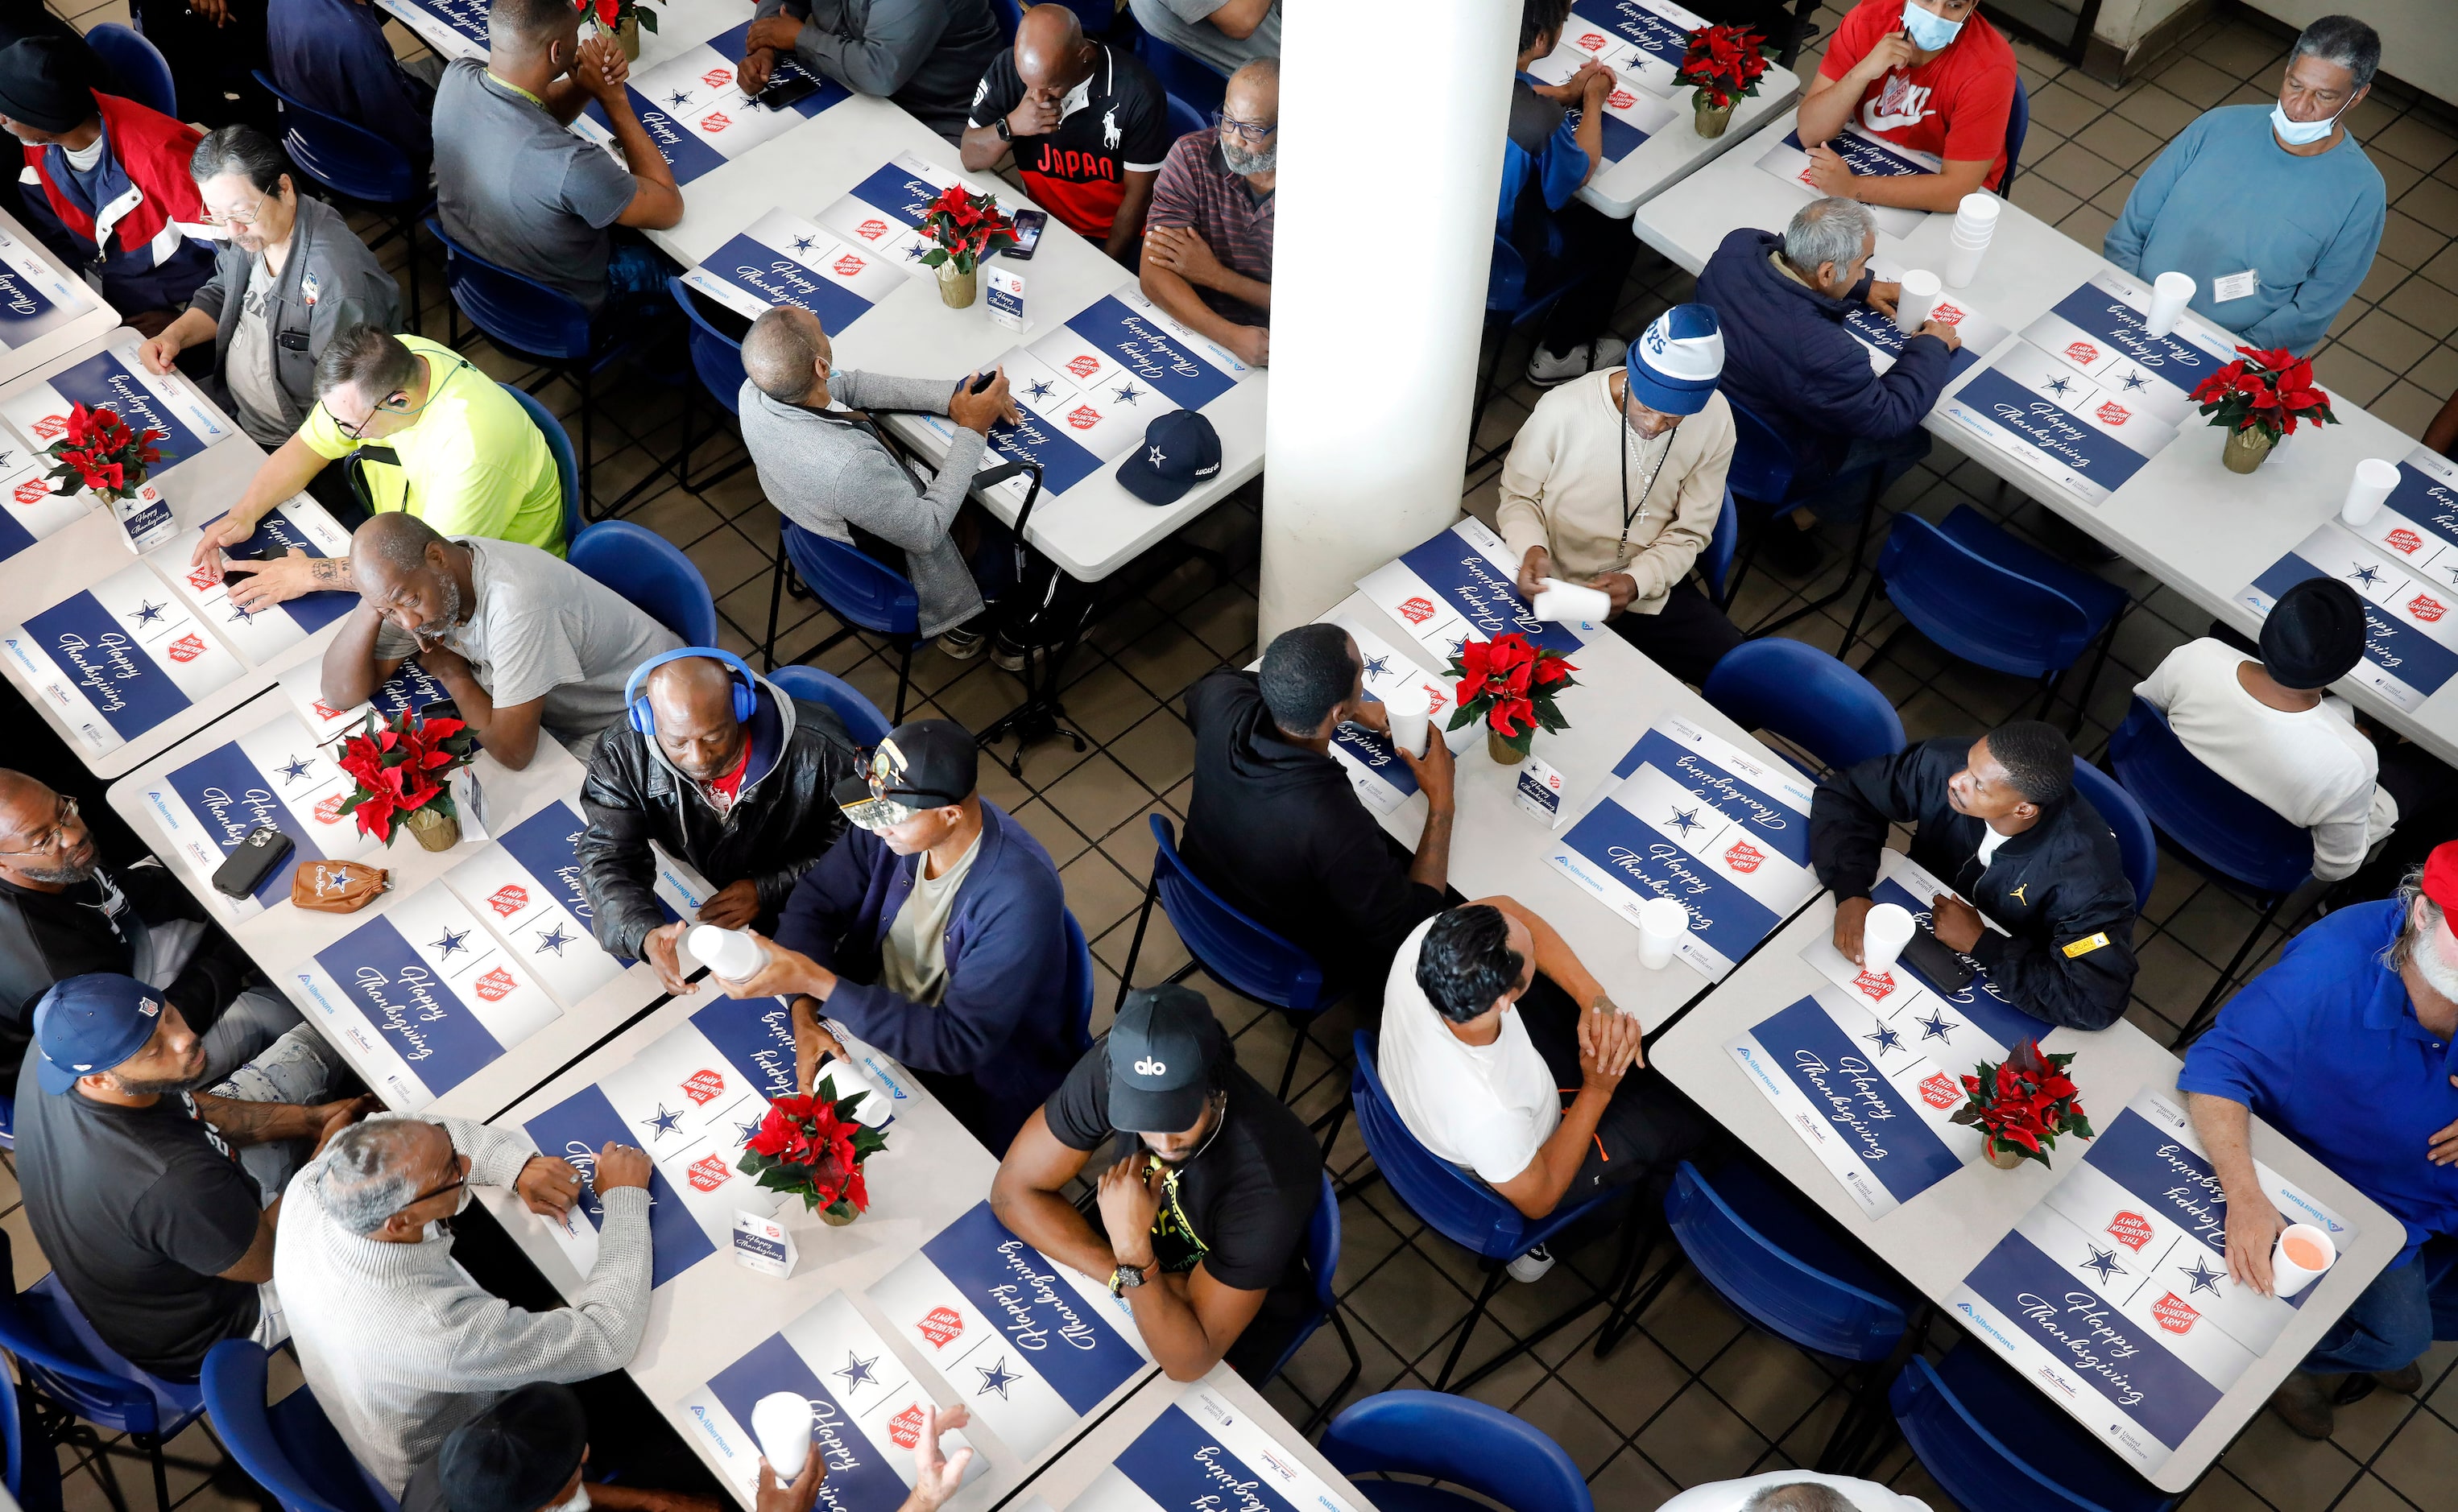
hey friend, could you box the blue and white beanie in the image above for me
[1624,304,1724,415]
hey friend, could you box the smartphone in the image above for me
[967,370,998,395]
[1006,209,1046,260]
[755,76,820,112]
[212,824,295,900]
[1897,924,1978,994]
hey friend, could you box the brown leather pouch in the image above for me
[292,860,391,913]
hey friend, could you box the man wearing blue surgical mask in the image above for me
[2105,15,2384,359]
[1795,0,2017,213]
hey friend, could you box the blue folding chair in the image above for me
[86,24,175,117]
[1892,1349,2172,1512]
[0,1329,63,1512]
[1164,92,1206,143]
[665,276,755,495]
[1721,393,1886,633]
[1350,1032,1648,1392]
[252,70,425,328]
[0,1091,15,1151]
[767,664,891,747]
[1468,237,1573,473]
[1999,79,2030,200]
[2108,699,2312,1045]
[764,520,922,723]
[1842,505,2129,737]
[201,1341,392,1512]
[1698,485,1740,608]
[1703,637,1905,776]
[501,384,581,552]
[1061,907,1095,1055]
[1262,1171,1363,1432]
[1115,814,1330,1101]
[2069,756,2156,914]
[986,0,1021,42]
[1135,29,1227,114]
[567,521,718,646]
[1319,1390,1592,1512]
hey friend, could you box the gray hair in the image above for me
[1783,197,1875,278]
[2290,14,2379,94]
[315,324,420,403]
[1742,1486,1859,1512]
[308,1120,432,1235]
[2387,865,2444,973]
[189,125,288,194]
[743,307,827,403]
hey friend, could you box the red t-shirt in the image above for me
[1817,0,2017,188]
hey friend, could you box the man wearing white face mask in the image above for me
[1795,0,2016,213]
[2105,16,2383,358]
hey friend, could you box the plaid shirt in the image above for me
[1146,129,1273,328]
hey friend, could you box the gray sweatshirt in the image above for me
[271,1114,652,1493]
[738,373,990,639]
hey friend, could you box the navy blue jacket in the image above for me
[268,0,434,159]
[773,801,1075,1151]
[1695,227,1955,477]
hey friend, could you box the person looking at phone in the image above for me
[1139,58,1275,369]
[735,0,1000,143]
[1811,721,2137,1030]
[1794,0,2017,213]
[2179,842,2458,1440]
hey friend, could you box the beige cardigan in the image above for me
[1496,370,1736,617]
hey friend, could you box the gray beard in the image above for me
[416,576,462,642]
[1222,139,1276,176]
[18,854,94,886]
[2415,928,2458,1004]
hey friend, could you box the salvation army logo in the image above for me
[2149,1292,2199,1334]
[1066,354,1102,379]
[1607,88,1636,109]
[1852,969,1897,1002]
[1574,30,1608,51]
[832,251,866,276]
[700,110,732,133]
[473,967,518,1002]
[1930,300,1966,325]
[682,1068,726,1105]
[857,217,891,242]
[29,412,64,440]
[686,1154,732,1192]
[312,793,346,825]
[2106,1212,2154,1252]
[184,566,217,591]
[915,1306,964,1348]
[2410,593,2447,623]
[1723,840,1765,874]
[486,884,528,917]
[2064,341,2100,366]
[1066,404,1101,431]
[700,67,733,87]
[2387,528,2425,556]
[2095,402,2131,427]
[1397,596,1438,626]
[312,698,343,720]
[887,1406,925,1450]
[165,633,206,663]
[10,477,49,506]
[1918,1072,1959,1109]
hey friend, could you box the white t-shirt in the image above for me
[881,833,981,1006]
[1376,917,1562,1186]
[1656,1471,1931,1512]
[1973,823,2010,870]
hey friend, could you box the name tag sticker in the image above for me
[2061,931,2111,959]
[2212,270,2258,303]
[1512,756,1568,828]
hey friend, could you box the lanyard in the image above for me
[1616,407,1674,563]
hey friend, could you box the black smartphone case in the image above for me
[212,825,295,899]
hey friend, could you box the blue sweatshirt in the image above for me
[268,0,435,159]
[2104,104,2382,357]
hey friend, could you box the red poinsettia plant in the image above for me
[1952,1039,2092,1167]
[42,403,164,505]
[332,708,478,844]
[2187,345,2338,442]
[1674,24,1769,111]
[1445,632,1577,758]
[575,0,660,39]
[916,184,1017,275]
[737,1074,889,1219]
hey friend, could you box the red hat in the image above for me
[2423,841,2458,913]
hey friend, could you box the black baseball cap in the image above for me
[1115,411,1222,506]
[437,1384,588,1512]
[1106,985,1225,1134]
[833,718,979,828]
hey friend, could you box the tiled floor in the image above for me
[18,2,2458,1511]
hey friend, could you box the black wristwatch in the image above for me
[1108,1262,1146,1295]
[993,114,1012,143]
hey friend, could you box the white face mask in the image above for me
[1899,2,1962,52]
[2270,100,2343,146]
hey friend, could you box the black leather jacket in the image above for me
[577,679,863,960]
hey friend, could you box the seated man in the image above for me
[2136,579,2393,885]
[1183,624,1453,1005]
[1139,58,1275,370]
[737,304,1026,663]
[1661,1477,1927,1512]
[2106,17,2382,358]
[1813,721,2137,1030]
[1382,903,1705,1262]
[1506,0,1637,386]
[434,0,682,321]
[1126,0,1275,77]
[990,985,1318,1381]
[0,35,215,324]
[1695,196,1958,572]
[1500,304,1740,686]
[321,513,683,769]
[577,651,863,994]
[276,1116,642,1496]
[16,974,365,1382]
[735,0,1000,143]
[1795,0,2017,213]
[188,325,566,609]
[269,0,441,161]
[960,6,1171,266]
[708,719,1074,1150]
[139,127,403,457]
[0,770,304,1086]
[2179,844,2458,1439]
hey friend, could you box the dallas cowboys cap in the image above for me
[1624,304,1724,416]
[1105,985,1225,1134]
[33,973,165,1095]
[1115,411,1222,506]
[437,1384,589,1512]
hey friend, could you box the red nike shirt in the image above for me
[1818,0,2017,188]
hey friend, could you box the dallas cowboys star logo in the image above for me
[2117,371,2150,392]
[836,1352,879,1391]
[227,601,257,623]
[2350,563,2383,589]
[535,922,575,956]
[903,243,925,261]
[1360,654,1391,680]
[430,927,470,959]
[791,235,817,254]
[2043,375,2075,398]
[734,1113,765,1145]
[668,90,691,108]
[1666,806,1703,836]
[131,599,166,626]
[1111,381,1144,405]
[1025,379,1054,400]
[1148,444,1167,467]
[1862,1020,1903,1054]
[2442,563,2458,588]
[2179,1255,2224,1295]
[642,1104,684,1138]
[975,1357,1019,1398]
[1446,634,1469,659]
[276,755,315,783]
[1914,1008,1958,1042]
[2080,1245,2125,1283]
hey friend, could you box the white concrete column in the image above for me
[1256,0,1517,642]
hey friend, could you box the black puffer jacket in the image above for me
[577,676,863,960]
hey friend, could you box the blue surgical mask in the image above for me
[1900,2,1963,51]
[2270,101,2341,146]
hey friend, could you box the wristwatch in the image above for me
[994,115,1012,142]
[1107,1263,1147,1296]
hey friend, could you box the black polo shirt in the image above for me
[967,42,1171,240]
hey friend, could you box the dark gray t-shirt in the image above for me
[432,60,638,314]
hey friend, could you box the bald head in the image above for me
[0,768,95,886]
[1015,4,1094,93]
[643,656,754,783]
[743,305,830,406]
[351,512,466,642]
[353,510,445,583]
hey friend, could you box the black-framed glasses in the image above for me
[336,389,433,440]
[0,795,79,855]
[1211,109,1275,144]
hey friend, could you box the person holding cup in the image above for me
[2179,841,2458,1440]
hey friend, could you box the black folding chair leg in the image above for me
[1296,1309,1365,1436]
[1275,1018,1308,1101]
[2175,893,2286,1047]
[762,552,788,670]
[1114,876,1161,1014]
[1432,1263,1510,1393]
[890,640,915,725]
[1838,566,1886,661]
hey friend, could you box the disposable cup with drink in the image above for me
[688,923,768,981]
[1637,896,1688,969]
[1860,902,1917,976]
[2270,1222,2336,1299]
[1893,270,1942,336]
[2340,457,2400,527]
[2144,271,2195,338]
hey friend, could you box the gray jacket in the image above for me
[749,0,1001,142]
[739,372,988,638]
[188,195,402,437]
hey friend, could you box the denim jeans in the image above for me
[2300,1240,2458,1374]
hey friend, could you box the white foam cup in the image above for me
[750,1392,813,1478]
[2341,457,2401,527]
[2271,1222,2336,1299]
[1386,704,1430,760]
[1893,269,1942,335]
[2142,271,2196,338]
[1953,191,2001,231]
[1637,896,1689,969]
[1943,238,1987,290]
[1533,576,1612,625]
[1861,902,1917,975]
[687,923,767,981]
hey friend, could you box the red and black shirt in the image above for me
[968,43,1172,241]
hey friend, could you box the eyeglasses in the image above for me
[198,188,273,230]
[391,1128,468,1217]
[0,796,79,856]
[335,388,433,440]
[1211,110,1276,144]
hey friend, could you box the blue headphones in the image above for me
[626,648,757,736]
